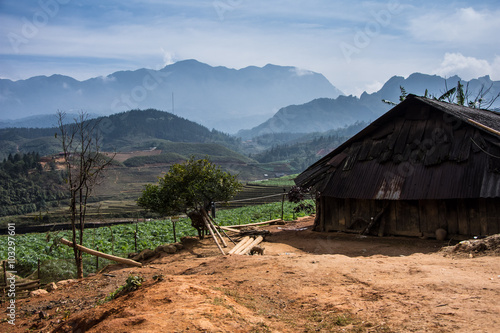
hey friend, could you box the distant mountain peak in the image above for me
[0,59,342,133]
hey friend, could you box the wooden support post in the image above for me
[59,238,142,267]
[228,236,251,254]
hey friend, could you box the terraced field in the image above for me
[219,183,291,209]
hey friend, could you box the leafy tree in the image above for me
[287,185,315,214]
[137,157,242,238]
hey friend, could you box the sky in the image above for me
[1,0,500,96]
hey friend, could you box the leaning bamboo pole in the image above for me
[203,219,225,255]
[59,238,142,267]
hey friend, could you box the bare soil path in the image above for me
[2,216,499,332]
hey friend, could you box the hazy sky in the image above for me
[1,0,499,96]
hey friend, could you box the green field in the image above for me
[0,201,314,283]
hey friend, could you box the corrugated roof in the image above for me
[295,95,500,199]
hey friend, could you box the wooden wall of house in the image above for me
[317,196,500,238]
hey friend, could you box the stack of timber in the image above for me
[228,236,264,255]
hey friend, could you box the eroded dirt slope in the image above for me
[2,217,499,333]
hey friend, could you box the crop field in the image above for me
[0,201,314,283]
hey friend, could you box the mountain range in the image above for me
[238,73,500,138]
[0,60,342,134]
[1,59,499,139]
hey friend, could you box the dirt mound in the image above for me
[441,234,500,257]
[3,217,500,333]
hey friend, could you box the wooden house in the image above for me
[295,95,500,239]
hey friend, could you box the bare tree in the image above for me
[56,111,115,278]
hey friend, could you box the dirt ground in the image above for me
[2,216,499,333]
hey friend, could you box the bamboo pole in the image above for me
[206,215,227,248]
[203,219,225,255]
[235,236,264,255]
[59,238,142,267]
[208,214,236,245]
[218,226,241,233]
[468,118,500,136]
[228,236,251,255]
[228,219,282,229]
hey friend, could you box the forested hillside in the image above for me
[0,109,242,161]
[251,121,368,171]
[0,152,67,217]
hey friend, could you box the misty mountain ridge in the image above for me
[0,59,343,133]
[238,73,500,139]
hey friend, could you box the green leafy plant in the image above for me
[98,275,145,305]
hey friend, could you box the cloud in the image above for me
[434,53,500,81]
[99,75,116,83]
[408,7,500,44]
[291,67,313,77]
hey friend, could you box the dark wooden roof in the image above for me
[295,95,500,199]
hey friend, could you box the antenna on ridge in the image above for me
[172,92,174,113]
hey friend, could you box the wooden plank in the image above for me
[488,199,500,235]
[420,200,440,234]
[318,196,326,231]
[378,201,392,237]
[337,198,346,232]
[478,199,488,236]
[445,200,459,236]
[394,200,420,234]
[457,199,469,236]
[228,236,251,255]
[330,197,339,231]
[467,199,481,236]
[345,199,352,232]
[235,236,264,255]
